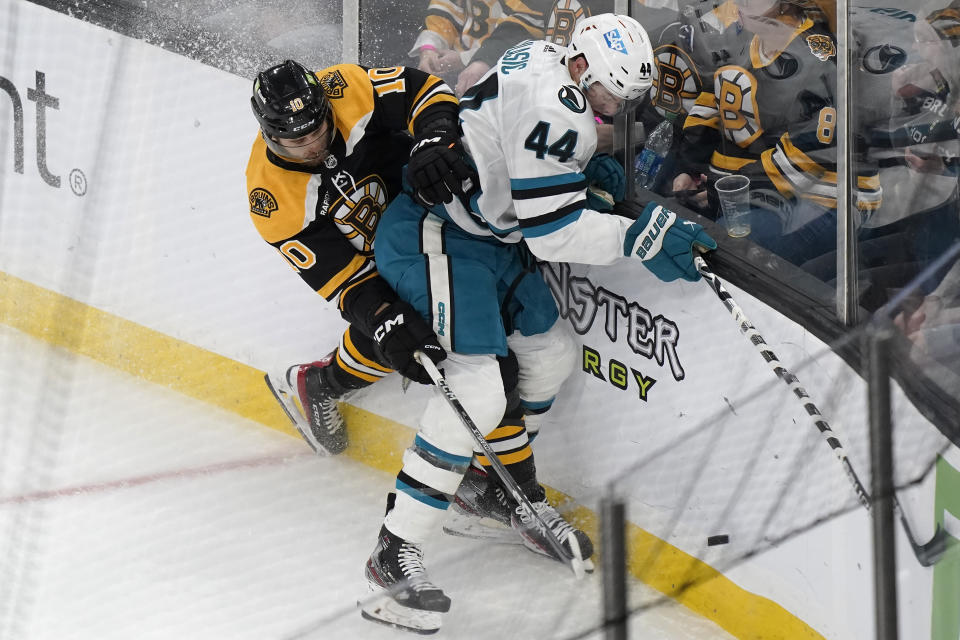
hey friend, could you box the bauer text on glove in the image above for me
[372,300,447,385]
[623,202,717,282]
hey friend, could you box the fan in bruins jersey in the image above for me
[630,0,747,192]
[247,60,472,455]
[672,0,882,271]
[410,0,550,95]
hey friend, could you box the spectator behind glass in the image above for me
[894,245,960,398]
[846,1,960,310]
[630,0,747,196]
[668,0,882,281]
[409,0,550,95]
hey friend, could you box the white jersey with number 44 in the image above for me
[450,39,634,266]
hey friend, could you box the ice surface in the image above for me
[0,323,733,639]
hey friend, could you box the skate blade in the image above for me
[359,592,443,635]
[517,529,595,575]
[443,508,521,544]
[263,373,331,456]
[566,533,587,579]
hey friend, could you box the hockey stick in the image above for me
[694,255,948,567]
[414,352,587,579]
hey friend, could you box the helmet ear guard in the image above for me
[568,13,655,102]
[250,60,332,158]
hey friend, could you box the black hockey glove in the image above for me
[407,121,477,206]
[372,300,447,385]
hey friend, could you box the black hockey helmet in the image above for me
[251,60,331,156]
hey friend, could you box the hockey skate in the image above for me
[361,525,451,634]
[443,466,519,544]
[264,356,347,455]
[512,499,595,572]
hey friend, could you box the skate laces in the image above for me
[516,501,575,541]
[317,394,342,434]
[397,543,435,592]
[292,365,343,435]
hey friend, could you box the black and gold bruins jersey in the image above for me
[678,15,882,218]
[648,0,742,120]
[246,64,457,335]
[412,0,549,66]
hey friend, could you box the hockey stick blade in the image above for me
[902,517,948,567]
[694,255,946,567]
[414,352,586,579]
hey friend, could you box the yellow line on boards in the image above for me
[0,270,824,639]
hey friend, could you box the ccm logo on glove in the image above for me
[632,205,676,260]
[374,313,405,342]
[372,300,447,385]
[406,119,477,207]
[410,136,444,155]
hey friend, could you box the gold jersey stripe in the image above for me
[485,424,526,440]
[857,174,881,191]
[710,151,755,171]
[410,76,446,114]
[337,270,380,312]
[475,446,533,467]
[335,350,383,382]
[409,92,459,131]
[343,329,393,374]
[749,18,814,69]
[780,133,836,183]
[684,114,720,130]
[761,148,796,198]
[320,254,369,299]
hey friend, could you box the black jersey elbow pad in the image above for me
[340,274,399,338]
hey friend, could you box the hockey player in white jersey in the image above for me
[361,13,716,633]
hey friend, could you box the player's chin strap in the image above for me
[693,254,948,567]
[413,352,586,579]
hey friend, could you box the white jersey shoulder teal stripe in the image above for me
[447,39,633,266]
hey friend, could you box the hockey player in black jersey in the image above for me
[247,60,471,455]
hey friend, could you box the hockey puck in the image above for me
[707,534,729,546]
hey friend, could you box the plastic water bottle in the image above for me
[634,117,674,190]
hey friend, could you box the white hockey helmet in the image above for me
[567,13,654,102]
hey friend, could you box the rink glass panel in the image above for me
[849,0,960,433]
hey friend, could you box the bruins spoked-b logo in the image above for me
[652,44,701,117]
[329,174,388,253]
[249,187,278,218]
[545,0,586,45]
[320,69,348,98]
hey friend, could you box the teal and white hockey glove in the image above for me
[623,202,717,282]
[586,186,615,212]
[583,153,625,204]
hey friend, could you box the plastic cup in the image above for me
[715,175,751,238]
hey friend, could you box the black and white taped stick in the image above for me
[694,255,947,567]
[414,352,586,578]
